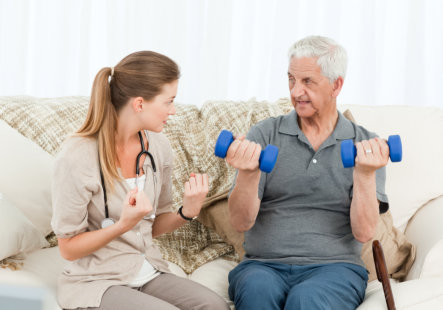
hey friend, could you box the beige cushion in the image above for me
[0,193,49,261]
[198,199,245,258]
[361,211,416,282]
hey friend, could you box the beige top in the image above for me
[51,131,174,309]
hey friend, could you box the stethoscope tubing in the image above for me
[100,131,157,228]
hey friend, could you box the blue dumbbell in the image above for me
[341,135,402,168]
[214,130,279,173]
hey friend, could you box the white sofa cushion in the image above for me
[0,193,49,261]
[339,105,443,231]
[405,196,443,280]
[357,278,443,309]
[0,120,54,236]
[190,258,237,307]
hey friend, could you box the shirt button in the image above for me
[136,232,141,237]
[313,159,318,164]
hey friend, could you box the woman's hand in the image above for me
[117,188,153,232]
[181,173,209,219]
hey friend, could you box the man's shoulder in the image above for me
[352,122,379,140]
[250,113,290,134]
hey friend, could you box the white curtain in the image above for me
[1,0,442,108]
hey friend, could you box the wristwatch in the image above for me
[178,206,197,221]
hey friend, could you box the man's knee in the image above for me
[285,284,328,310]
[229,265,286,309]
[230,266,282,295]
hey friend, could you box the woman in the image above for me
[51,51,229,310]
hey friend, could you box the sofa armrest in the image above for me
[404,196,443,280]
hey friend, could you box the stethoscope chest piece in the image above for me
[101,218,115,229]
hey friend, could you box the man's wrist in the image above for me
[353,169,376,181]
[237,168,261,180]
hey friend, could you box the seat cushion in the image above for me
[0,194,49,261]
[357,278,443,309]
[190,258,237,307]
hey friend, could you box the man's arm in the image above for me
[225,135,263,232]
[228,169,261,232]
[350,137,389,242]
[350,170,379,242]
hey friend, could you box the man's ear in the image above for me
[332,76,344,98]
[130,97,144,112]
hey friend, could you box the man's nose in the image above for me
[290,83,305,98]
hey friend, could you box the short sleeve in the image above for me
[155,136,174,215]
[376,166,389,213]
[51,138,98,238]
[156,164,174,215]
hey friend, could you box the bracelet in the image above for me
[178,206,197,221]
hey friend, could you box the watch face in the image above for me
[101,218,115,229]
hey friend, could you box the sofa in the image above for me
[1,96,443,309]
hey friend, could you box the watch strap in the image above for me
[178,206,197,221]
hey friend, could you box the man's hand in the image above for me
[225,135,262,172]
[354,137,390,175]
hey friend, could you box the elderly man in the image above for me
[226,36,390,310]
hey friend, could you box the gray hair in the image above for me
[288,35,347,83]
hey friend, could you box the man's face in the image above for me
[287,57,336,118]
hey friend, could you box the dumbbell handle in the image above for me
[214,130,279,173]
[341,135,402,168]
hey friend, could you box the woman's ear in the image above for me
[130,97,144,112]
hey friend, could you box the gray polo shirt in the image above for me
[231,110,388,267]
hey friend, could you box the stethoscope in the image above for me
[100,131,157,229]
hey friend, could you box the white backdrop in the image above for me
[1,0,442,108]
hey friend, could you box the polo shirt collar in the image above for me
[278,109,355,141]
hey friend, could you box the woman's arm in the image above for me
[58,189,151,261]
[152,173,208,237]
[151,212,187,238]
[58,222,127,261]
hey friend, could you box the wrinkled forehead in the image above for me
[287,56,323,77]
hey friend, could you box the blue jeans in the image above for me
[228,260,368,310]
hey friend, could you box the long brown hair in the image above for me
[77,51,180,192]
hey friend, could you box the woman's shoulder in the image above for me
[147,131,173,163]
[56,135,98,163]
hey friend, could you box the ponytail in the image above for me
[77,67,120,192]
